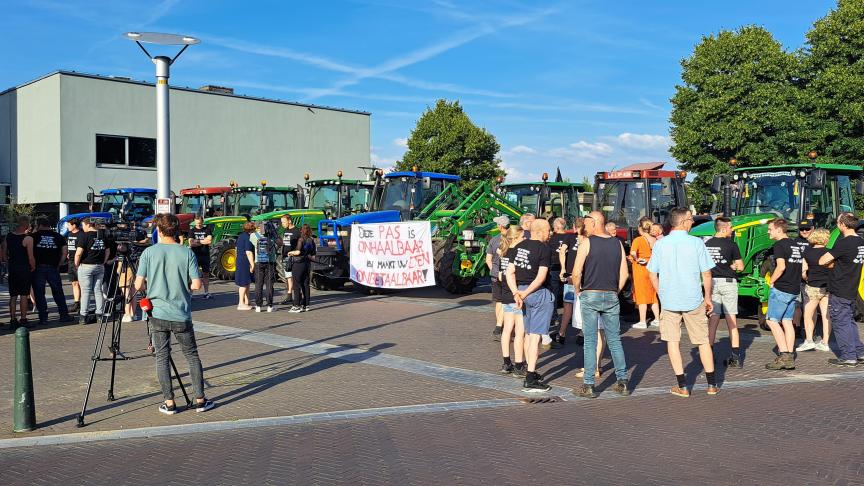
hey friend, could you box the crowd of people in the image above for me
[486,208,864,396]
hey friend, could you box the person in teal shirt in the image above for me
[647,208,718,398]
[135,214,215,416]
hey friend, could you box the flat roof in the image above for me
[0,70,370,116]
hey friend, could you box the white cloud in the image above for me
[548,141,613,160]
[615,133,669,150]
[393,137,408,148]
[499,159,541,183]
[508,145,537,155]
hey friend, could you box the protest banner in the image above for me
[349,221,436,289]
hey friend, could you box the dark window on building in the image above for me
[96,134,156,169]
[96,135,126,165]
[129,137,156,167]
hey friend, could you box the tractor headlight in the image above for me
[337,230,349,236]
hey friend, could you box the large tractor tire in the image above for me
[211,238,237,281]
[435,247,477,294]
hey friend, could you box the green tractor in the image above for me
[690,162,864,323]
[499,173,592,222]
[207,182,302,280]
[419,181,523,293]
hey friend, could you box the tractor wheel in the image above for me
[435,247,477,294]
[211,238,237,281]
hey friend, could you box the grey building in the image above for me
[0,70,371,218]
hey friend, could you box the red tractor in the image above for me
[176,186,233,231]
[593,162,696,246]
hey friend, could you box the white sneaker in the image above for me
[267,306,273,313]
[541,334,552,345]
[815,341,831,352]
[121,314,134,323]
[255,306,262,313]
[796,340,816,352]
[632,321,648,329]
[649,320,660,328]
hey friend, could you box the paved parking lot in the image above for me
[0,280,861,485]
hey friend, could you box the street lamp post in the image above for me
[124,32,200,212]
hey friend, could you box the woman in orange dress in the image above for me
[630,217,659,329]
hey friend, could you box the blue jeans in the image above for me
[828,294,864,361]
[579,290,627,385]
[33,265,70,321]
[766,288,797,322]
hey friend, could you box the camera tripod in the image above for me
[76,245,191,428]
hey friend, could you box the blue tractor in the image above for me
[57,188,157,235]
[312,170,460,290]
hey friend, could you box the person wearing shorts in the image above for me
[505,219,553,392]
[65,219,82,313]
[798,228,831,353]
[4,216,35,328]
[647,208,719,397]
[704,217,744,367]
[184,216,212,299]
[487,215,510,341]
[764,218,803,370]
[498,224,526,376]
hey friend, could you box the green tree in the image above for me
[800,0,864,166]
[397,99,504,190]
[669,26,807,210]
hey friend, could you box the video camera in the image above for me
[88,217,148,258]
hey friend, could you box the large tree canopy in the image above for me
[670,26,806,209]
[800,0,864,166]
[396,99,504,189]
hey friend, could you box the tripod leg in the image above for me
[107,314,119,401]
[76,315,111,427]
[169,355,192,408]
[105,259,125,402]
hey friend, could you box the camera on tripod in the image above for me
[89,217,148,259]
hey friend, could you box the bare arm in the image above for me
[59,245,68,267]
[246,251,255,271]
[518,266,549,298]
[649,271,659,292]
[200,235,212,245]
[773,258,787,283]
[702,270,713,314]
[505,261,518,295]
[190,278,202,291]
[819,251,835,266]
[558,246,567,280]
[133,275,146,294]
[732,259,744,272]
[24,236,35,270]
[801,258,808,281]
[485,253,493,271]
[571,237,590,293]
[618,244,629,291]
[75,247,83,267]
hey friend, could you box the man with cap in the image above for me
[486,215,511,341]
[792,219,813,331]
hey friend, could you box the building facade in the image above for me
[0,71,371,218]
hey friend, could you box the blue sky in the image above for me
[1,0,839,182]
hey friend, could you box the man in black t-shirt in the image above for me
[765,218,803,370]
[704,217,744,367]
[818,213,864,366]
[505,219,554,392]
[279,215,301,304]
[545,217,571,348]
[31,218,74,325]
[75,218,109,324]
[65,218,82,313]
[184,216,212,299]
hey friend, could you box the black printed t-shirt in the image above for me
[564,234,580,276]
[77,231,107,265]
[804,246,829,289]
[33,230,66,266]
[772,238,804,295]
[510,239,552,287]
[547,233,571,272]
[66,230,80,258]
[795,236,811,264]
[187,226,212,258]
[282,227,300,257]
[828,235,864,300]
[704,237,741,280]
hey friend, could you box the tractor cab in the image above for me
[228,182,300,218]
[305,172,374,219]
[95,188,157,222]
[711,163,861,229]
[372,170,461,220]
[500,174,591,221]
[178,186,232,218]
[594,163,687,243]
